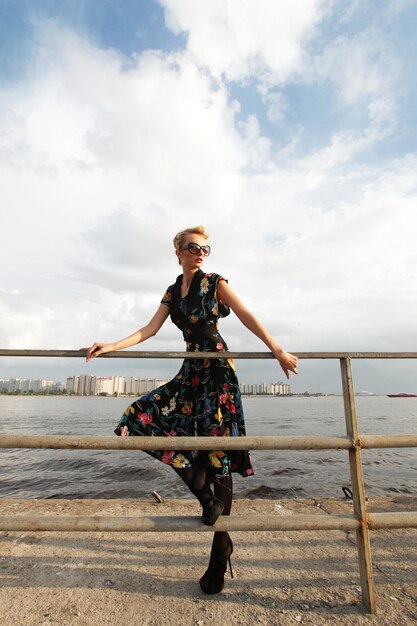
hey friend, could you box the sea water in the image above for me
[0,395,416,500]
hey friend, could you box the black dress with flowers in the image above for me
[114,269,254,480]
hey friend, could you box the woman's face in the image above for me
[176,233,209,270]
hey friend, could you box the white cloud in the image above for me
[263,91,288,126]
[312,29,398,100]
[340,0,415,22]
[158,0,404,150]
[308,26,402,138]
[0,21,262,351]
[159,0,327,85]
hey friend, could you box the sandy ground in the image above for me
[0,495,416,626]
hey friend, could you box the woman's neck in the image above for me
[181,267,200,293]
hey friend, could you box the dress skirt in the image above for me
[114,354,254,479]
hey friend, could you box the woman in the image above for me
[85,225,298,594]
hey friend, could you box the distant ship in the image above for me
[387,393,417,398]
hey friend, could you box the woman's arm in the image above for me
[84,304,170,363]
[217,280,298,379]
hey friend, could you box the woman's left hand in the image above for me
[274,351,299,379]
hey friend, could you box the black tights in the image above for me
[173,465,233,556]
[212,472,233,555]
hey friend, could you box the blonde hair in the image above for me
[173,226,209,264]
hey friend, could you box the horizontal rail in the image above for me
[369,512,417,529]
[1,434,417,451]
[0,434,352,450]
[2,349,417,359]
[359,435,417,448]
[0,513,361,532]
[1,512,416,533]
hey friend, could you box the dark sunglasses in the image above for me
[180,242,211,256]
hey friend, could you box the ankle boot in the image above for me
[199,535,234,594]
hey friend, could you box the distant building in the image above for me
[52,381,67,392]
[0,378,55,392]
[65,375,169,396]
[125,376,140,395]
[124,377,168,395]
[240,381,290,395]
[66,375,97,395]
[96,377,114,395]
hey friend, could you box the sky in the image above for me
[1,0,417,394]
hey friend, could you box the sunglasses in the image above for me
[180,242,211,257]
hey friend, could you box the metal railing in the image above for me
[1,349,417,614]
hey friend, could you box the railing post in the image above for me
[340,357,376,613]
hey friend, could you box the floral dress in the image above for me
[114,269,254,480]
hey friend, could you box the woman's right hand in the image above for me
[274,350,299,380]
[84,342,116,363]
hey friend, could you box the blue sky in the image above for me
[3,0,416,155]
[1,0,417,393]
[0,0,181,82]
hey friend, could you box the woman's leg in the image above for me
[211,472,233,552]
[173,465,224,525]
[199,472,234,594]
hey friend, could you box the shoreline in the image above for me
[1,393,397,399]
[1,495,416,625]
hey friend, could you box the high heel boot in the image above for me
[199,535,234,594]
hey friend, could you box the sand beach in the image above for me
[0,495,416,625]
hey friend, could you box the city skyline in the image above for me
[0,355,415,395]
[1,374,291,394]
